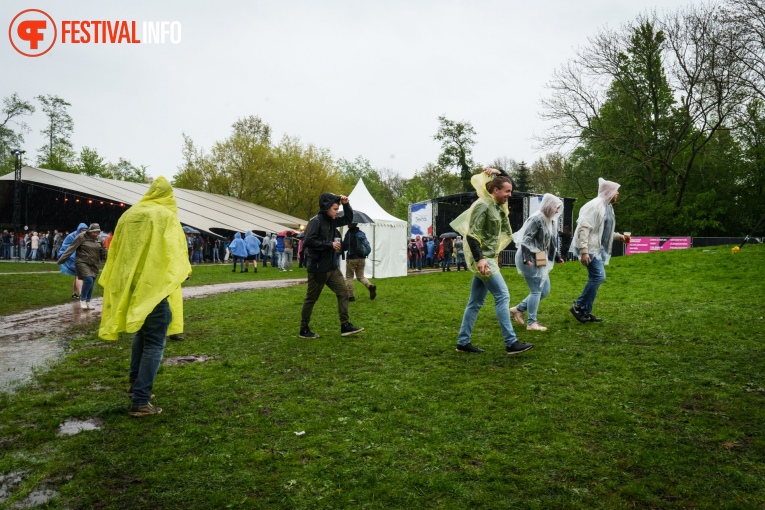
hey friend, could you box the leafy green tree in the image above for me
[513,161,532,192]
[734,99,765,231]
[433,115,476,191]
[36,94,75,172]
[272,135,342,219]
[107,158,149,183]
[530,153,569,196]
[336,156,402,214]
[77,147,109,177]
[0,93,35,174]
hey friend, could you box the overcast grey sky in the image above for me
[3,0,699,180]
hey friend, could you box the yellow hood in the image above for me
[98,177,191,340]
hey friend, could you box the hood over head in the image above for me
[140,176,178,215]
[319,193,341,212]
[597,178,620,203]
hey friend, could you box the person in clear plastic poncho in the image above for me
[509,194,565,332]
[449,168,533,355]
[569,177,630,323]
[98,176,191,417]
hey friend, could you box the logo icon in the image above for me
[9,9,57,57]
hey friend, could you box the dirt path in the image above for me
[0,279,306,393]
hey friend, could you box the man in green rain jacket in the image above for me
[450,169,533,355]
[98,177,191,417]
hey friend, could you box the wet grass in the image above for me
[0,261,306,316]
[1,245,764,508]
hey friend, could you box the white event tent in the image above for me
[341,179,408,279]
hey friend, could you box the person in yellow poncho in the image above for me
[449,168,532,355]
[98,176,191,417]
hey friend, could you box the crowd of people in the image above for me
[0,228,115,263]
[184,230,306,272]
[407,234,468,272]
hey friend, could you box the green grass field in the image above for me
[1,245,764,508]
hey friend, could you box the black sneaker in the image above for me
[340,322,364,336]
[168,334,184,341]
[506,341,533,355]
[570,303,588,323]
[585,314,603,322]
[455,343,485,353]
[369,285,377,300]
[348,297,356,302]
[299,327,319,339]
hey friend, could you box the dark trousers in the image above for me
[301,269,349,328]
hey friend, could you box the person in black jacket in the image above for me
[300,193,364,339]
[342,223,376,302]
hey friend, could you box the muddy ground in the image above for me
[0,279,305,393]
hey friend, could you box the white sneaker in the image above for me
[527,322,548,332]
[86,302,95,310]
[79,300,88,310]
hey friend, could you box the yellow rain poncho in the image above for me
[449,172,513,279]
[98,177,191,340]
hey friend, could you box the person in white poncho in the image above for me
[569,178,630,323]
[509,194,565,331]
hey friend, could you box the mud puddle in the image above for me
[57,418,103,436]
[0,279,304,393]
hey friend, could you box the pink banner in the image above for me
[625,237,691,255]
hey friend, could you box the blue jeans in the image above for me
[2,243,10,259]
[458,272,518,347]
[129,298,172,406]
[441,253,452,269]
[81,276,96,302]
[575,256,606,315]
[515,273,551,325]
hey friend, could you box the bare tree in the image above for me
[540,4,750,209]
[724,0,765,99]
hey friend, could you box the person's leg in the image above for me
[232,256,237,272]
[286,252,293,270]
[301,272,327,329]
[240,256,245,272]
[131,298,172,406]
[345,259,356,298]
[575,257,606,315]
[483,271,518,347]
[457,275,489,346]
[324,269,350,325]
[80,276,96,302]
[417,255,422,271]
[355,259,372,289]
[445,253,453,270]
[75,277,83,295]
[519,274,543,325]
